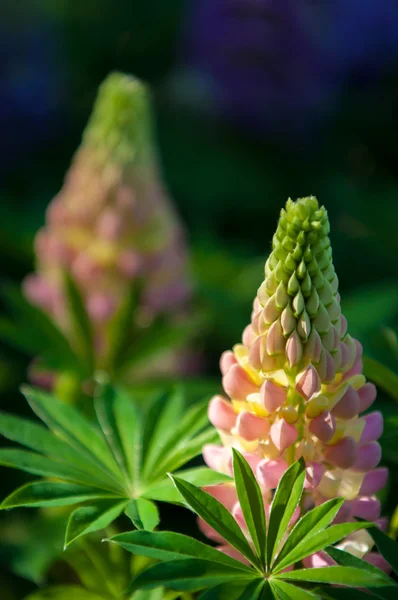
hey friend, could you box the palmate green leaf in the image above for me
[128,558,255,594]
[266,458,306,568]
[326,545,389,577]
[22,386,123,484]
[126,498,160,531]
[324,545,395,598]
[156,428,219,477]
[366,525,398,575]
[272,498,344,571]
[170,475,260,568]
[0,448,117,491]
[270,580,320,600]
[149,401,212,481]
[107,530,253,572]
[24,586,107,600]
[94,380,130,478]
[112,388,142,484]
[319,588,386,600]
[232,449,266,568]
[0,285,81,373]
[130,589,164,600]
[197,581,263,600]
[143,467,231,504]
[63,270,95,373]
[199,580,269,600]
[142,387,185,479]
[274,565,392,587]
[0,384,218,547]
[272,522,373,574]
[0,411,119,491]
[1,481,115,509]
[65,500,127,547]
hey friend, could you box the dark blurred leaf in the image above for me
[63,271,94,373]
[363,357,398,402]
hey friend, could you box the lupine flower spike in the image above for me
[23,72,191,383]
[205,196,388,569]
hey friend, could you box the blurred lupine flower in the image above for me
[23,72,192,382]
[204,196,389,569]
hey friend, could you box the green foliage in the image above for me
[109,453,394,598]
[0,383,229,548]
[0,281,196,385]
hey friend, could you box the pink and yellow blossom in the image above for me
[204,196,387,565]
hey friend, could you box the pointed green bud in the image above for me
[82,71,152,166]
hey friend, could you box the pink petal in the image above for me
[359,468,389,495]
[208,396,237,432]
[260,379,287,413]
[332,385,360,419]
[271,419,298,453]
[363,552,392,574]
[220,351,237,376]
[87,293,116,322]
[257,458,289,490]
[358,383,377,413]
[309,411,336,443]
[118,250,142,277]
[202,484,238,511]
[203,444,231,473]
[197,518,224,543]
[242,325,255,347]
[302,551,336,569]
[217,545,250,566]
[324,350,337,383]
[349,496,381,521]
[305,463,325,489]
[232,502,246,530]
[238,452,262,474]
[353,442,382,472]
[324,436,358,469]
[249,335,277,371]
[285,331,303,367]
[332,501,352,525]
[296,365,321,400]
[360,411,383,444]
[236,411,270,441]
[222,364,258,401]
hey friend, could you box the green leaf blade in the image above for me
[128,559,254,593]
[125,498,160,531]
[273,497,344,570]
[65,500,127,547]
[143,467,232,504]
[273,522,373,573]
[275,565,392,587]
[22,386,122,484]
[107,530,253,572]
[170,475,259,568]
[367,525,398,576]
[63,271,94,373]
[232,449,266,568]
[1,481,115,509]
[271,580,320,600]
[266,458,306,568]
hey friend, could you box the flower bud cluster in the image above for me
[204,197,387,565]
[23,73,191,374]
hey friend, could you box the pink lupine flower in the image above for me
[204,197,387,564]
[23,72,192,382]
